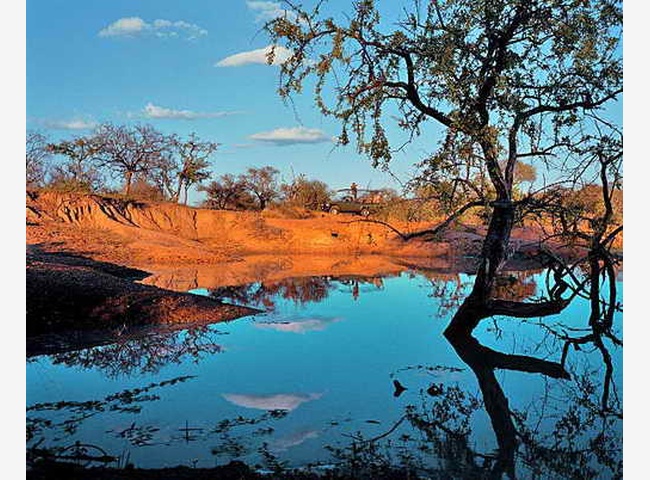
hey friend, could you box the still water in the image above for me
[26,268,622,477]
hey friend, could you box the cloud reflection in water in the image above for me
[222,392,323,411]
[254,316,342,334]
[269,429,320,452]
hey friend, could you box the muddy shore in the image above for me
[26,247,261,357]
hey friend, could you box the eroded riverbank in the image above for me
[26,191,573,357]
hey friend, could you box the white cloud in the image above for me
[215,44,292,67]
[98,17,207,39]
[246,1,298,23]
[38,118,98,130]
[222,393,322,411]
[249,126,333,146]
[153,19,172,28]
[98,17,147,37]
[158,20,208,39]
[142,103,241,120]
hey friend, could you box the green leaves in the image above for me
[266,0,621,190]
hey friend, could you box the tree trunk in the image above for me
[444,200,516,337]
[124,171,133,196]
[174,176,183,203]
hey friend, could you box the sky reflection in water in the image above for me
[26,270,622,476]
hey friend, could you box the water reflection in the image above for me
[47,326,225,378]
[323,256,621,478]
[444,331,567,478]
[209,274,389,310]
[222,393,323,412]
[33,275,387,379]
[414,250,621,478]
[254,316,342,334]
[26,261,621,478]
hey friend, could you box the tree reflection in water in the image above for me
[327,256,621,479]
[26,267,621,478]
[209,275,388,311]
[47,326,226,378]
[36,275,388,380]
[199,260,621,478]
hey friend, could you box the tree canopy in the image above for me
[94,123,170,197]
[267,0,621,206]
[26,131,50,188]
[166,133,218,204]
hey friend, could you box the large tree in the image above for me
[26,131,50,188]
[45,135,103,192]
[266,3,622,475]
[242,166,281,210]
[161,133,219,204]
[94,123,170,196]
[267,0,622,303]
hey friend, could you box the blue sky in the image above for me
[26,0,421,202]
[25,0,627,204]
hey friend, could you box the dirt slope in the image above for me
[26,191,450,268]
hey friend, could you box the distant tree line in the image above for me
[26,125,332,211]
[26,125,217,205]
[26,126,618,227]
[27,123,541,218]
